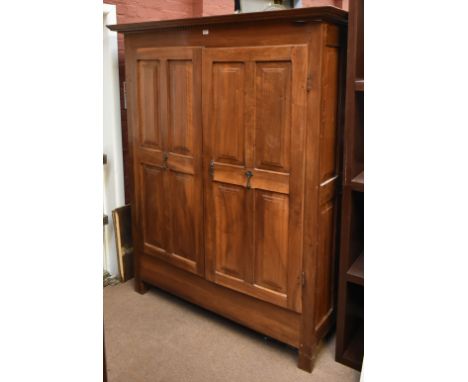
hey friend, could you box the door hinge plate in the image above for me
[301,272,306,286]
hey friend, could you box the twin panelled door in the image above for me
[134,47,204,276]
[134,45,308,313]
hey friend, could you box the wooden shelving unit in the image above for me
[342,322,364,365]
[351,171,364,192]
[336,0,364,371]
[347,253,364,286]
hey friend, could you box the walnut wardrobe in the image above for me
[109,7,347,372]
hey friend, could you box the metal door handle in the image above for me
[245,170,253,189]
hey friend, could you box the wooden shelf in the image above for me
[347,297,364,320]
[351,171,364,192]
[347,253,364,286]
[355,79,364,92]
[342,321,364,370]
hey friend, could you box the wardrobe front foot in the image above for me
[135,279,149,295]
[297,348,316,373]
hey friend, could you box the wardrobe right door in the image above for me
[203,45,308,313]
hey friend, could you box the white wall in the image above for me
[103,4,125,277]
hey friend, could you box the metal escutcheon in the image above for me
[245,170,253,189]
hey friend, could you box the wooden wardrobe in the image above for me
[109,7,347,372]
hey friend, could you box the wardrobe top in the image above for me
[108,6,348,34]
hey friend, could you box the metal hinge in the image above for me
[301,272,306,286]
[306,75,313,92]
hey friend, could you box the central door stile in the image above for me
[202,47,215,282]
[160,58,174,260]
[245,59,256,287]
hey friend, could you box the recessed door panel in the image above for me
[212,63,246,166]
[213,183,248,281]
[255,62,291,172]
[315,202,335,323]
[170,172,197,262]
[254,191,289,294]
[138,60,161,149]
[141,164,167,252]
[319,48,339,182]
[168,60,194,156]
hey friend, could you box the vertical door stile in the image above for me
[202,49,214,281]
[160,58,173,258]
[193,47,204,276]
[245,59,256,286]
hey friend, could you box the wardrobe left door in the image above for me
[131,47,204,276]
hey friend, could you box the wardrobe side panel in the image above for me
[315,24,342,330]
